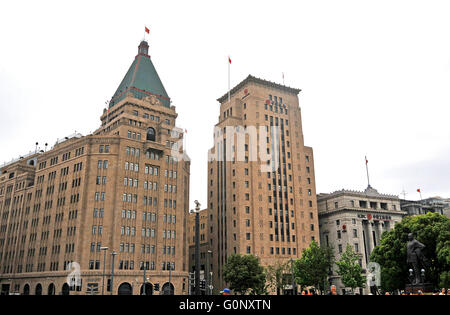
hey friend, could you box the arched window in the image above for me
[161,282,174,295]
[61,283,70,295]
[147,128,156,141]
[48,283,55,295]
[118,282,133,295]
[23,284,30,295]
[35,283,42,295]
[140,283,153,295]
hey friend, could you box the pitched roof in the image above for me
[109,41,170,108]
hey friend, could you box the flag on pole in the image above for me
[145,26,150,34]
[417,188,421,193]
[228,56,231,64]
[365,156,368,164]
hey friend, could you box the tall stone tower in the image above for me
[0,40,190,295]
[207,75,319,293]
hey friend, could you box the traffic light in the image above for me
[200,279,206,291]
[154,283,160,291]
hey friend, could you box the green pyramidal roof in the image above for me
[109,41,170,108]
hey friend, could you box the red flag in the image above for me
[145,26,150,34]
[417,188,421,193]
[228,56,231,64]
[365,156,368,164]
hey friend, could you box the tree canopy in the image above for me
[222,254,266,295]
[370,212,450,291]
[336,244,366,293]
[266,260,290,295]
[293,240,334,292]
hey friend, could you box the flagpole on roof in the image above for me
[228,56,231,103]
[365,155,370,188]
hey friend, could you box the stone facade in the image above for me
[317,186,406,295]
[401,197,449,218]
[207,75,320,293]
[0,41,190,295]
[187,209,211,294]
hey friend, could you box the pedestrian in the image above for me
[327,285,337,295]
[439,288,445,295]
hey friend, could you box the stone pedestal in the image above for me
[405,283,434,294]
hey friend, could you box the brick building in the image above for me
[207,75,319,293]
[0,40,190,295]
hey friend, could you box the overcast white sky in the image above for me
[1,0,449,207]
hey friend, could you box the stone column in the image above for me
[366,220,374,255]
[376,221,383,244]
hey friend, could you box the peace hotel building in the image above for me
[0,40,190,295]
[208,76,320,291]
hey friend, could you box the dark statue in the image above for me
[406,233,428,285]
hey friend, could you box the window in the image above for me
[147,128,156,141]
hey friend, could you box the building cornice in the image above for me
[217,75,301,104]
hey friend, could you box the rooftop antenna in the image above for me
[401,188,407,200]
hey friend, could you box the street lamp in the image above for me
[207,250,212,295]
[110,251,117,295]
[290,259,296,295]
[191,200,201,295]
[100,247,108,295]
[143,261,147,296]
[168,262,174,295]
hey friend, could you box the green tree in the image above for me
[222,254,266,295]
[336,244,366,294]
[293,241,334,293]
[266,260,290,295]
[370,213,450,291]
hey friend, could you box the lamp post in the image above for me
[110,251,117,295]
[290,259,296,295]
[207,250,212,295]
[100,247,108,295]
[143,262,147,296]
[191,200,201,295]
[168,262,173,295]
